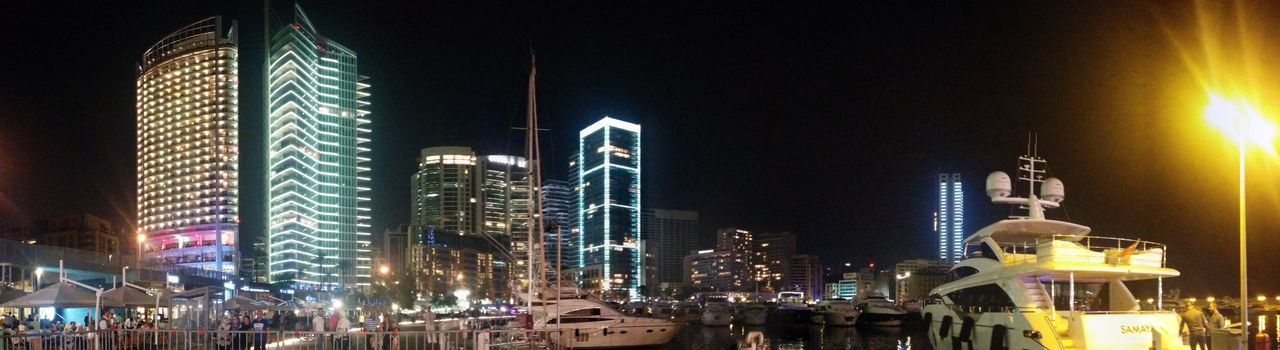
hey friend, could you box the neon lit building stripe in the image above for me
[136,16,240,275]
[937,173,963,263]
[266,4,371,289]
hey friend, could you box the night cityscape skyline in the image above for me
[3,1,1280,297]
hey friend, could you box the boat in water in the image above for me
[735,302,769,325]
[814,299,859,326]
[924,151,1185,350]
[856,293,906,327]
[772,291,814,326]
[702,294,733,326]
[531,297,684,348]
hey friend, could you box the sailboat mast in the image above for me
[524,52,545,311]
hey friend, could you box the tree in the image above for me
[395,269,419,309]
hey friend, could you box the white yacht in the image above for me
[814,299,859,326]
[772,291,814,326]
[855,293,907,327]
[531,297,684,349]
[735,303,769,325]
[702,294,734,326]
[924,152,1185,350]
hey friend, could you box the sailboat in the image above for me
[517,52,682,348]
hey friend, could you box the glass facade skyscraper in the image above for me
[542,179,577,270]
[136,17,240,275]
[410,147,477,242]
[937,173,964,263]
[577,117,642,296]
[266,4,372,289]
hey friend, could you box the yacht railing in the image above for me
[1000,235,1167,268]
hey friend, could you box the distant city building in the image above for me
[542,179,577,270]
[577,117,642,297]
[856,265,893,299]
[641,209,698,284]
[755,232,796,292]
[411,147,478,242]
[831,272,858,300]
[383,225,410,276]
[408,233,504,300]
[937,173,964,263]
[136,17,240,274]
[238,239,268,283]
[683,249,750,292]
[786,255,823,300]
[266,4,373,289]
[476,155,531,286]
[892,259,951,302]
[0,214,121,255]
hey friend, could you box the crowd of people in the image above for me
[0,308,401,350]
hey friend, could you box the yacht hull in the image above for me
[823,311,858,326]
[547,321,683,349]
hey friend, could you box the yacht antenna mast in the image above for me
[988,134,1063,220]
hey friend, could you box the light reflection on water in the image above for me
[661,322,931,350]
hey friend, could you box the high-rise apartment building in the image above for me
[542,179,576,270]
[477,155,531,286]
[755,232,796,292]
[641,209,698,284]
[682,249,750,292]
[937,173,964,263]
[410,147,477,242]
[577,117,642,296]
[266,4,372,289]
[136,17,240,274]
[383,225,410,276]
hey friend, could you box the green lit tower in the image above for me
[577,117,642,297]
[266,4,372,289]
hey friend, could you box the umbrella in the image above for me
[225,296,274,311]
[0,290,30,306]
[1,282,121,308]
[103,287,170,307]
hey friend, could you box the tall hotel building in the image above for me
[136,17,241,274]
[266,5,372,289]
[937,173,964,263]
[577,117,642,296]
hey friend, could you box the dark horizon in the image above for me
[2,1,1280,296]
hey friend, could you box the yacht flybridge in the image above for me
[924,151,1185,350]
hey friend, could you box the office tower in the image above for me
[892,259,951,302]
[577,117,642,296]
[266,4,372,289]
[383,225,410,276]
[477,155,530,285]
[938,173,964,263]
[542,179,576,270]
[755,232,796,292]
[136,17,240,274]
[641,209,698,284]
[786,255,823,300]
[683,249,750,292]
[410,147,477,242]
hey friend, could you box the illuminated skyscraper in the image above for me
[136,17,240,274]
[410,147,477,242]
[577,117,642,296]
[266,4,372,289]
[541,179,576,270]
[937,173,964,263]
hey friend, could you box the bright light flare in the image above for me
[1205,93,1277,154]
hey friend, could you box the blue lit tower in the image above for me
[577,117,642,296]
[937,173,964,263]
[266,4,372,289]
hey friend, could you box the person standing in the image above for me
[335,312,351,350]
[1181,304,1210,350]
[1208,303,1228,330]
[311,310,326,349]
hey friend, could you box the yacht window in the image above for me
[947,284,1015,313]
[555,317,612,324]
[563,308,603,317]
[980,243,1000,261]
[1044,281,1111,311]
[948,266,979,281]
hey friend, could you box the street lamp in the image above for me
[1205,92,1277,345]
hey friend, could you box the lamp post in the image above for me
[1204,92,1277,348]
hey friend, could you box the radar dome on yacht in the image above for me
[986,171,1012,199]
[1041,177,1064,203]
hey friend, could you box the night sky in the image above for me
[2,1,1280,297]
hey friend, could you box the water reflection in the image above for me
[663,323,931,350]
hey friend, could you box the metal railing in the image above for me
[0,328,573,350]
[999,234,1167,268]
